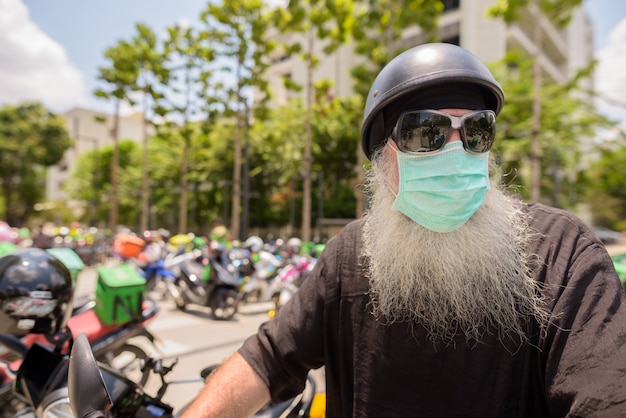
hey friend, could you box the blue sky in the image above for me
[1,0,625,128]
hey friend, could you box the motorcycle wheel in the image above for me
[242,288,262,304]
[209,287,239,321]
[272,293,281,312]
[168,280,187,310]
[145,276,169,301]
[98,343,150,387]
[0,384,27,418]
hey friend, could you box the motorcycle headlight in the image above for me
[42,397,72,418]
[38,388,73,418]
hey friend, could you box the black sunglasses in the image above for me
[391,109,496,154]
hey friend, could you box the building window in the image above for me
[442,36,460,46]
[439,21,461,46]
[442,0,460,12]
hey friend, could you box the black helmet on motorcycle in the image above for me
[0,248,73,336]
[285,238,302,255]
[361,42,505,160]
[244,236,264,253]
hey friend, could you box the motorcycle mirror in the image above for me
[68,332,113,418]
[0,333,28,358]
[200,364,218,380]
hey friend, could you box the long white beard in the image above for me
[362,153,548,346]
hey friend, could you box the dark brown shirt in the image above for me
[240,203,626,417]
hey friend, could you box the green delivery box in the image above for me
[95,264,146,326]
[47,248,85,284]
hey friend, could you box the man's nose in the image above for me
[447,128,462,144]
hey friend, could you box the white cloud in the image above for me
[0,0,86,112]
[594,16,626,131]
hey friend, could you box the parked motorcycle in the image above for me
[171,242,240,321]
[68,332,320,418]
[133,243,191,305]
[236,236,284,305]
[0,249,159,417]
[20,298,159,385]
[272,254,316,313]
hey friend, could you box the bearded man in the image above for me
[182,43,626,418]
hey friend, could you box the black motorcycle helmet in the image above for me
[361,42,505,160]
[0,248,73,336]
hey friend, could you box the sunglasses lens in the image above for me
[397,112,451,153]
[462,111,496,153]
[395,110,496,153]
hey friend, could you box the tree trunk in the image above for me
[179,132,189,234]
[530,1,543,203]
[140,92,149,233]
[109,99,120,230]
[231,108,242,240]
[301,30,314,243]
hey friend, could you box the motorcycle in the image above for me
[0,298,160,417]
[271,254,316,313]
[235,248,283,305]
[133,244,192,305]
[170,242,240,321]
[0,245,162,417]
[67,332,320,418]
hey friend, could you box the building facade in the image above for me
[45,107,150,203]
[264,0,593,104]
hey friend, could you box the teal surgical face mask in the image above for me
[392,141,490,233]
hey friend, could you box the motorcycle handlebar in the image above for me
[0,333,28,358]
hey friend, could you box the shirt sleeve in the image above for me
[238,243,334,403]
[532,205,626,417]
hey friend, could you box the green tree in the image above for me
[488,0,583,202]
[311,91,362,222]
[0,103,72,226]
[347,0,445,217]
[65,140,143,228]
[491,49,613,208]
[200,0,275,239]
[94,39,141,229]
[249,101,308,234]
[270,0,357,241]
[127,23,170,233]
[160,24,217,233]
[190,119,238,232]
[585,143,626,231]
[349,0,443,97]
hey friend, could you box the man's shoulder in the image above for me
[316,218,367,290]
[525,202,603,250]
[526,203,591,232]
[325,218,365,247]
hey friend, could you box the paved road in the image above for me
[142,298,274,411]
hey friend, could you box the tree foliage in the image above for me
[0,103,72,225]
[584,142,626,231]
[199,0,276,238]
[349,0,444,97]
[491,49,614,208]
[94,37,142,229]
[50,1,626,237]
